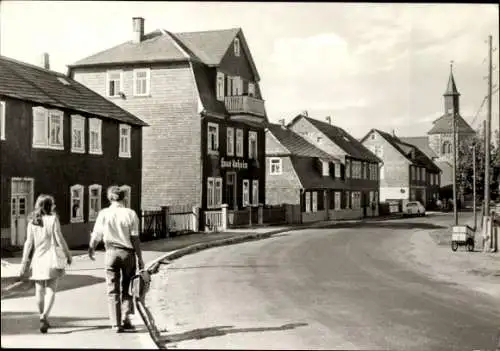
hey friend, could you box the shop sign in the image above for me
[221,157,248,169]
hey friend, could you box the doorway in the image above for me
[11,178,34,246]
[226,172,237,210]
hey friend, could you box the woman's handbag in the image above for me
[50,224,67,270]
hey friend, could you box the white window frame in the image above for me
[214,177,222,208]
[269,158,282,175]
[70,184,84,223]
[133,68,151,96]
[216,71,225,101]
[334,192,341,210]
[0,101,5,140]
[312,192,318,212]
[248,131,258,159]
[248,82,255,97]
[107,70,123,98]
[207,122,219,155]
[121,185,131,208]
[89,118,103,155]
[236,128,243,157]
[227,127,234,156]
[242,179,250,207]
[88,184,102,221]
[207,177,215,208]
[321,160,329,176]
[305,192,311,213]
[334,163,341,178]
[234,37,240,57]
[48,109,64,149]
[345,160,351,178]
[32,106,64,150]
[71,114,85,153]
[345,191,351,209]
[119,124,131,158]
[252,180,259,206]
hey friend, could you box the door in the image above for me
[11,179,33,246]
[226,172,237,210]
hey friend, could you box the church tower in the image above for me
[443,62,460,115]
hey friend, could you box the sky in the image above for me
[1,1,499,140]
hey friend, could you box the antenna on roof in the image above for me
[326,116,331,124]
[302,110,308,117]
[278,119,286,128]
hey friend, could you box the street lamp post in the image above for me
[472,143,477,231]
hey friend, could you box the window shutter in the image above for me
[33,107,48,146]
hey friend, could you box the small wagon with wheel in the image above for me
[451,225,475,252]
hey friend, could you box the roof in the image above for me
[290,156,339,189]
[266,124,338,160]
[371,129,441,173]
[444,69,460,96]
[69,27,261,80]
[435,161,453,186]
[0,55,147,126]
[428,113,475,135]
[399,136,438,159]
[292,115,380,163]
[191,61,227,116]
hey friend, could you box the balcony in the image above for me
[224,95,266,117]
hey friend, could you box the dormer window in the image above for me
[234,38,240,56]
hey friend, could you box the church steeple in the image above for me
[444,61,460,115]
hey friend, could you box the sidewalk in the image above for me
[0,213,419,349]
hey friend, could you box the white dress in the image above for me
[25,215,67,281]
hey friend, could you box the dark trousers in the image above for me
[104,246,136,326]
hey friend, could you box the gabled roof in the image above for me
[368,129,441,173]
[444,69,460,96]
[69,27,260,80]
[0,55,147,126]
[290,156,339,189]
[399,136,438,159]
[266,123,338,161]
[290,115,380,163]
[428,113,475,135]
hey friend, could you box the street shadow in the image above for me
[158,322,308,344]
[1,274,105,300]
[168,264,280,271]
[0,311,108,335]
[322,221,447,230]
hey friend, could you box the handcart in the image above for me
[451,225,475,252]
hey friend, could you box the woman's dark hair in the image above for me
[30,194,55,226]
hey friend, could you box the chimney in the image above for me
[40,53,50,70]
[392,129,396,137]
[132,17,145,43]
[302,110,308,117]
[278,119,286,128]
[325,116,331,124]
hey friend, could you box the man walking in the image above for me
[88,185,144,333]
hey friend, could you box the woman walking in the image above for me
[19,194,72,333]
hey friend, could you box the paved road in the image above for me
[152,216,500,350]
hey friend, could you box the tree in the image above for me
[457,131,499,202]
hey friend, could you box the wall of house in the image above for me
[289,118,347,158]
[302,209,329,223]
[327,208,364,220]
[380,186,410,201]
[72,62,202,209]
[265,155,302,205]
[0,97,142,248]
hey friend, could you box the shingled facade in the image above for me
[68,18,267,216]
[0,55,147,249]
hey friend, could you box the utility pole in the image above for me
[484,35,492,217]
[451,60,458,226]
[472,143,477,230]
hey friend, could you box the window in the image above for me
[71,115,85,153]
[312,192,318,212]
[207,122,219,154]
[422,168,426,181]
[119,124,131,158]
[248,131,258,159]
[234,38,240,56]
[88,184,102,221]
[121,185,131,208]
[242,179,250,207]
[89,118,102,155]
[335,192,341,210]
[0,101,5,140]
[228,76,243,96]
[236,129,243,157]
[344,191,351,209]
[345,160,351,178]
[362,162,367,179]
[351,192,361,209]
[207,178,214,208]
[227,128,234,156]
[442,141,452,155]
[375,145,384,157]
[321,161,329,176]
[216,71,225,101]
[269,158,282,175]
[32,107,64,150]
[215,178,222,208]
[371,133,376,140]
[70,184,84,223]
[133,69,150,96]
[248,82,255,97]
[107,70,123,97]
[416,167,420,181]
[334,163,341,178]
[252,180,259,205]
[305,192,311,213]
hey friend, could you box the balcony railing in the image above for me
[224,95,266,117]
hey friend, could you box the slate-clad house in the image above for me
[0,55,147,248]
[360,129,441,208]
[285,114,381,218]
[68,18,267,221]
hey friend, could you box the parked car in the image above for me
[403,201,426,217]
